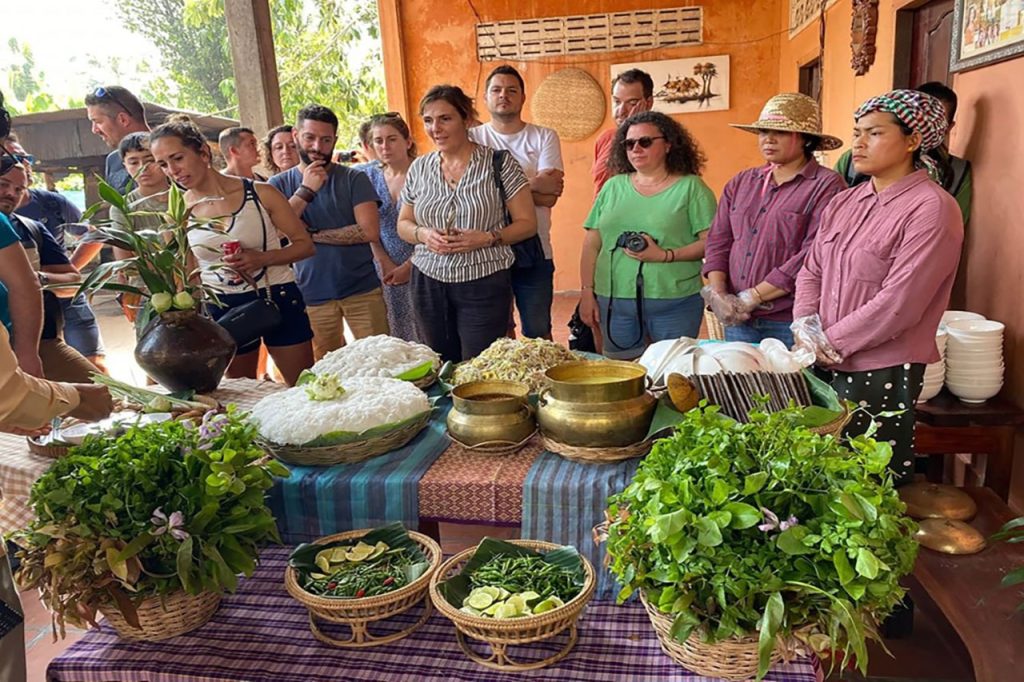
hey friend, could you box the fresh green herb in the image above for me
[470,554,579,603]
[12,407,288,638]
[992,516,1024,607]
[606,402,918,680]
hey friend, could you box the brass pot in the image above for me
[537,361,656,447]
[447,381,535,446]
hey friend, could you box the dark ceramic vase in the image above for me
[134,310,236,393]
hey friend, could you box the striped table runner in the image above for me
[48,547,821,682]
[521,452,642,600]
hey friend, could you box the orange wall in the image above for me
[381,0,783,291]
[779,1,1024,509]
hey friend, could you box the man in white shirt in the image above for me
[469,65,564,339]
[219,127,265,180]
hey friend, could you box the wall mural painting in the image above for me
[611,56,731,114]
[952,0,1024,72]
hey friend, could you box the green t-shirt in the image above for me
[584,173,716,299]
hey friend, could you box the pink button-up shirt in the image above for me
[793,170,963,372]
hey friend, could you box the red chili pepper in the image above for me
[383,576,395,586]
[355,588,366,598]
[327,582,337,590]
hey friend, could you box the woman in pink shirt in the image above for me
[793,90,964,482]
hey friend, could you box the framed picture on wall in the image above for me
[951,0,1024,72]
[611,55,731,114]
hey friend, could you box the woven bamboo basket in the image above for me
[541,433,651,464]
[284,529,443,647]
[641,592,774,680]
[808,403,851,439]
[704,309,726,341]
[429,539,596,671]
[100,590,221,642]
[26,437,70,459]
[260,411,431,466]
[411,368,438,390]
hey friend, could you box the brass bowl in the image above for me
[538,361,655,448]
[544,361,649,403]
[447,381,535,446]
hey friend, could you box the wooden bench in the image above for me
[912,487,1024,682]
[914,390,1024,502]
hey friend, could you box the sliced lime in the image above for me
[495,587,511,601]
[366,541,389,560]
[467,591,495,610]
[531,596,565,614]
[505,595,526,615]
[315,555,332,573]
[483,602,503,616]
[518,591,541,603]
[309,572,328,580]
[460,606,482,616]
[494,602,520,619]
[479,586,502,600]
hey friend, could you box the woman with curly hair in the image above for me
[260,124,299,176]
[579,111,716,359]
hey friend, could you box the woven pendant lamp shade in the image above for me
[530,68,606,142]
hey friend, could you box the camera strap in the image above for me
[605,252,645,351]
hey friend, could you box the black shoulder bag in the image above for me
[491,149,546,270]
[213,181,283,348]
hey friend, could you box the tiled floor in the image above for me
[18,293,975,679]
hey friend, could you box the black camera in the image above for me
[615,231,651,252]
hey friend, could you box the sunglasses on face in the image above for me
[93,87,133,116]
[624,135,665,150]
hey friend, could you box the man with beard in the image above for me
[269,104,387,359]
[469,65,564,340]
[84,85,149,192]
[592,69,654,195]
[0,164,97,382]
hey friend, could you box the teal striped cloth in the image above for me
[521,451,641,599]
[267,403,451,543]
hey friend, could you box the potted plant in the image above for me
[605,402,918,681]
[76,180,235,392]
[12,408,288,641]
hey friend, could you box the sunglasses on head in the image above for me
[0,149,19,176]
[624,135,665,150]
[93,87,133,116]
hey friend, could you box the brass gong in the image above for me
[899,483,977,520]
[914,518,987,555]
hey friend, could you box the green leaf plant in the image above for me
[605,401,918,680]
[11,407,288,638]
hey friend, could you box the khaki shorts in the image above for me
[39,338,99,383]
[305,288,390,360]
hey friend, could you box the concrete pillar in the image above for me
[224,0,284,134]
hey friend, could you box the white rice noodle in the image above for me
[251,376,430,445]
[311,335,440,379]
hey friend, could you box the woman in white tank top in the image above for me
[150,115,316,385]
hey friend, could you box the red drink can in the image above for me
[221,240,243,284]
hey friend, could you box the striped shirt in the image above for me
[401,144,528,283]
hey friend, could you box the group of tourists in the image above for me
[0,68,971,482]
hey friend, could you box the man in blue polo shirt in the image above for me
[84,85,149,193]
[269,104,389,360]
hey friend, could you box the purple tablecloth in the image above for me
[48,547,822,682]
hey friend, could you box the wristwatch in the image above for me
[37,272,49,286]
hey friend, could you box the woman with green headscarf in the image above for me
[792,89,964,483]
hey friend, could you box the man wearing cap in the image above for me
[793,89,964,483]
[592,69,653,195]
[84,85,150,193]
[702,93,847,346]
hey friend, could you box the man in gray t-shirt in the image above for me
[268,104,388,359]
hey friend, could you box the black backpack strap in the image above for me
[949,157,970,198]
[491,149,512,226]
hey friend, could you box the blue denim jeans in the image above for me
[61,296,105,356]
[724,318,795,347]
[511,259,555,339]
[596,292,704,359]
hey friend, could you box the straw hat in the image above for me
[730,93,843,150]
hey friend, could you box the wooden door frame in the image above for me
[893,0,954,88]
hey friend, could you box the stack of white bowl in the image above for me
[918,328,947,402]
[944,315,1005,404]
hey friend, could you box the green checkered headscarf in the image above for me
[854,90,949,178]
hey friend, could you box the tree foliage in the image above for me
[114,0,386,143]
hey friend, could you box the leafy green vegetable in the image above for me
[12,407,286,638]
[605,403,918,680]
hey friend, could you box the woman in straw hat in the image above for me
[702,93,846,345]
[793,89,964,483]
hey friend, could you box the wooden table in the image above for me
[912,487,1024,682]
[914,389,1024,502]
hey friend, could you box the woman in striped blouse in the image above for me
[397,85,537,362]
